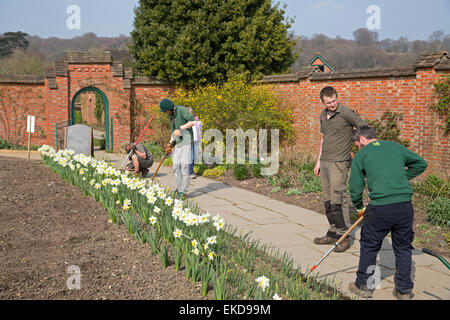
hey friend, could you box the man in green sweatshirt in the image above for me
[348,125,427,300]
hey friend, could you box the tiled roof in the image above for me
[260,66,319,83]
[65,51,112,64]
[0,75,45,84]
[413,50,448,69]
[310,67,416,81]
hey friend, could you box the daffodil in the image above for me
[191,239,198,248]
[273,293,282,300]
[255,276,270,292]
[112,187,118,194]
[149,216,157,225]
[173,228,183,238]
[95,183,101,190]
[207,236,217,245]
[207,250,216,260]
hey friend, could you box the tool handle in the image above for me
[336,215,364,245]
[151,150,168,180]
[134,113,156,146]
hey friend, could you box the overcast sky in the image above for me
[0,0,449,41]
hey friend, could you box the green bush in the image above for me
[203,166,227,177]
[93,137,105,150]
[194,163,209,176]
[250,163,263,178]
[163,157,173,167]
[412,174,449,199]
[299,170,322,193]
[233,164,250,180]
[426,196,450,227]
[144,141,165,161]
[0,138,39,150]
[172,78,295,146]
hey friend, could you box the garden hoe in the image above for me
[151,148,169,180]
[306,212,365,277]
[119,112,156,170]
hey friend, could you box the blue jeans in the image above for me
[190,141,200,175]
[355,202,414,293]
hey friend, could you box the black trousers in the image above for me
[355,201,414,293]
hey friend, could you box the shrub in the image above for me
[172,77,295,146]
[163,157,173,167]
[233,164,250,180]
[299,170,322,193]
[429,75,450,135]
[250,163,263,178]
[426,196,450,227]
[194,163,209,176]
[412,174,449,199]
[203,166,227,177]
[144,141,165,161]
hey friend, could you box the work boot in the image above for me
[141,168,149,178]
[348,282,374,298]
[334,237,351,252]
[393,288,413,300]
[314,231,338,245]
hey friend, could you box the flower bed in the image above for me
[38,145,345,300]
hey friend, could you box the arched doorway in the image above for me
[71,87,110,150]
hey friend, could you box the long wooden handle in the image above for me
[336,215,364,245]
[151,151,168,180]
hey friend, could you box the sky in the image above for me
[0,0,449,41]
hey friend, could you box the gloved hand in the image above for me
[357,207,366,216]
[165,142,174,154]
[130,144,137,152]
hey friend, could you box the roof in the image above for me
[413,50,448,69]
[0,75,45,84]
[260,66,320,83]
[306,52,335,71]
[65,51,113,64]
[310,67,416,81]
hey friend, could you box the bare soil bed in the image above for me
[0,156,212,300]
[209,170,449,258]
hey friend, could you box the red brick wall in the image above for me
[0,55,448,177]
[270,68,449,176]
[0,82,47,147]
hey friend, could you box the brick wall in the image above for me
[261,52,450,176]
[0,50,448,176]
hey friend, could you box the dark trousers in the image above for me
[356,202,414,293]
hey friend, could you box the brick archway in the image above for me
[71,86,110,150]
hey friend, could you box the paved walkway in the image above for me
[3,149,449,300]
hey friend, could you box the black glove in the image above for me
[131,144,137,152]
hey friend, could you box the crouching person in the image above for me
[124,142,153,178]
[348,125,427,300]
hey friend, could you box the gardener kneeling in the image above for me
[124,142,154,178]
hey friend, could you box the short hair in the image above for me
[352,125,377,141]
[320,86,338,101]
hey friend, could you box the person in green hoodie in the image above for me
[159,98,196,199]
[348,125,427,300]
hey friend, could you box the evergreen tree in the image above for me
[129,0,297,86]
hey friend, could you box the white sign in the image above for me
[26,115,35,133]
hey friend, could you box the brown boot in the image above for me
[313,235,337,245]
[334,237,351,252]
